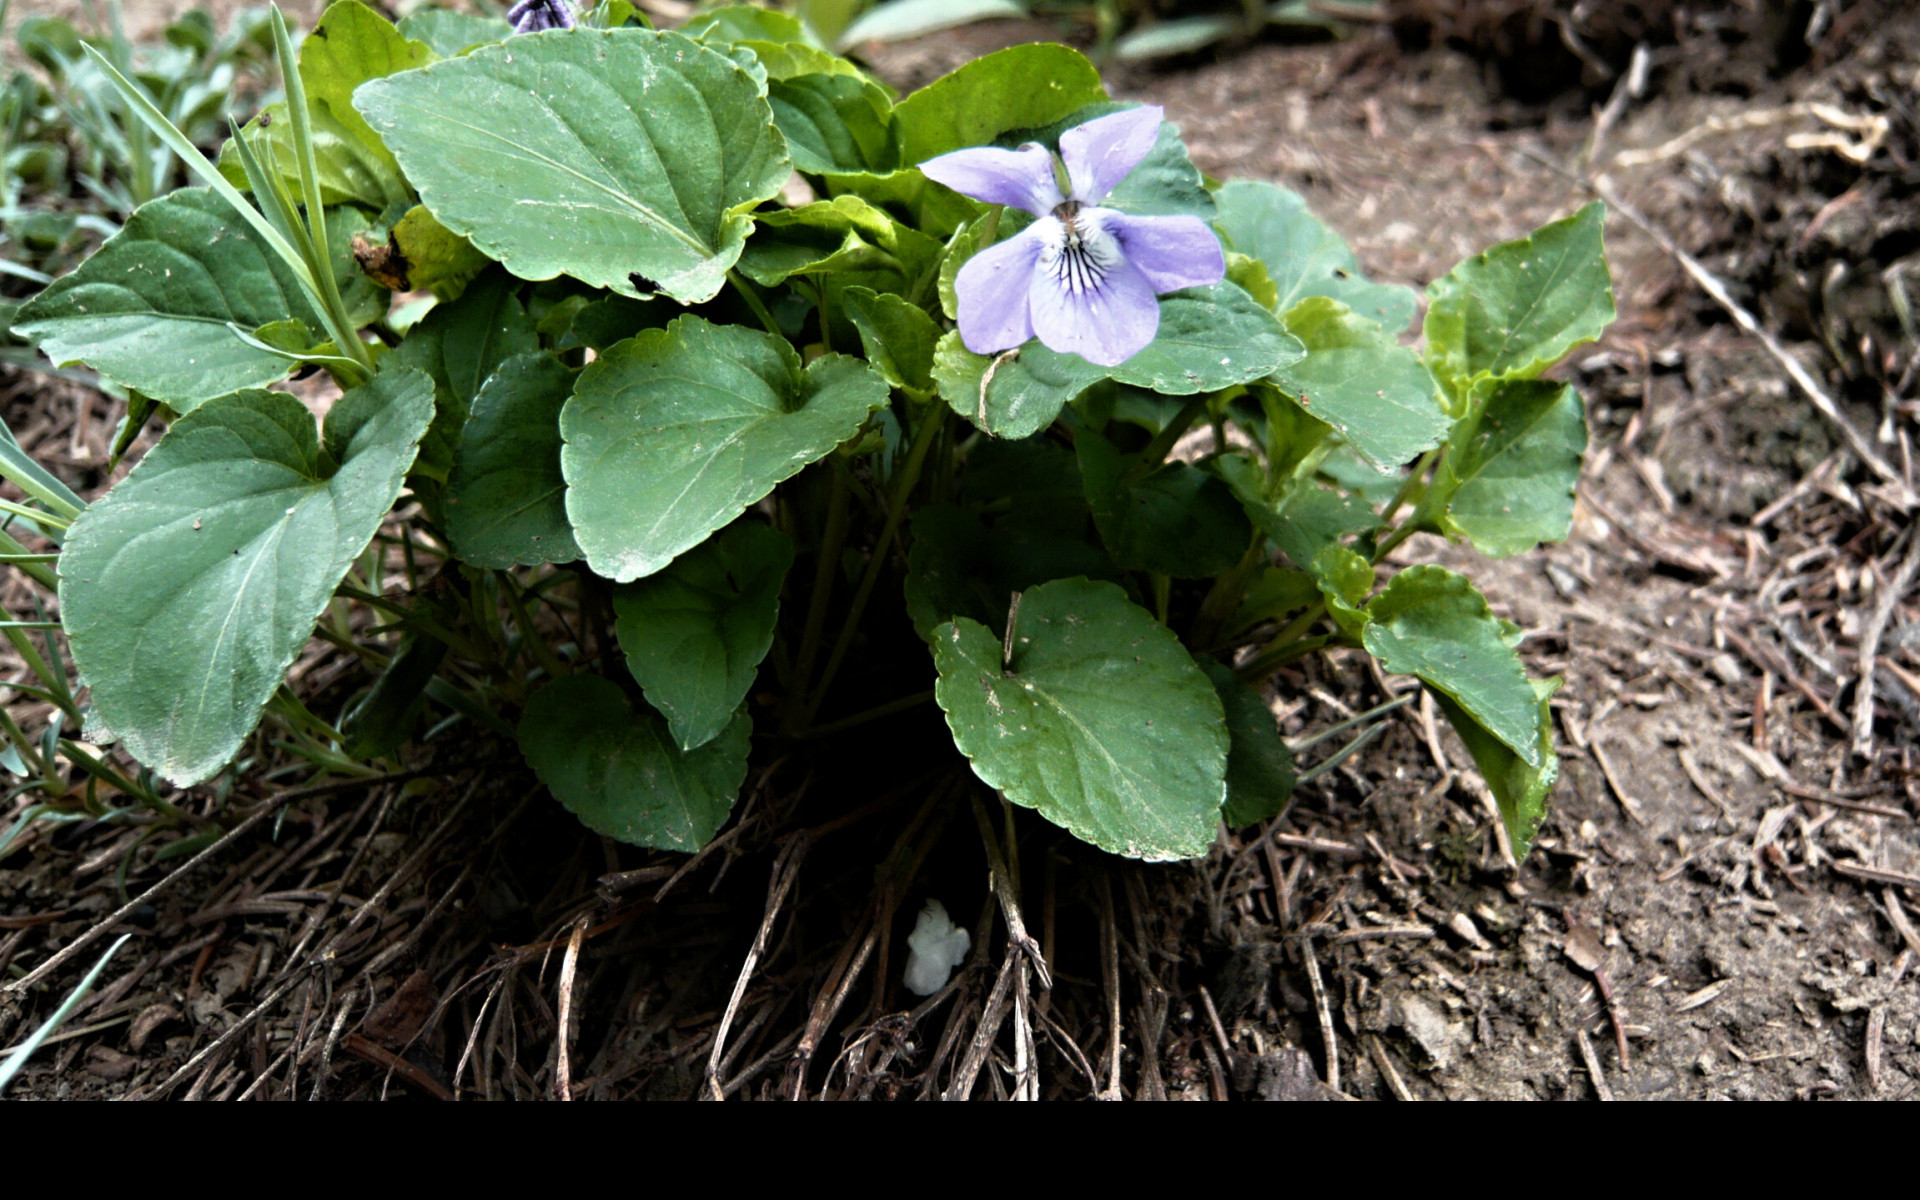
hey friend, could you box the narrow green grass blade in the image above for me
[267,4,371,373]
[225,116,314,263]
[0,498,70,529]
[269,6,331,267]
[0,934,132,1094]
[77,44,314,290]
[0,528,56,589]
[0,426,84,518]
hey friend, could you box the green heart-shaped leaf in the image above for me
[562,315,888,581]
[770,71,898,174]
[396,9,510,56]
[1439,379,1587,557]
[1431,678,1560,861]
[1270,296,1449,472]
[842,285,939,396]
[356,28,790,303]
[613,520,793,751]
[13,188,325,407]
[58,368,435,785]
[1361,565,1541,766]
[519,673,751,851]
[1078,431,1252,579]
[933,577,1228,861]
[894,43,1105,164]
[1423,202,1614,401]
[1213,180,1417,332]
[394,267,539,485]
[1104,283,1305,395]
[446,351,582,567]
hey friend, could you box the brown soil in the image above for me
[2,4,1918,1101]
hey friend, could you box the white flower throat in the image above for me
[1037,201,1122,296]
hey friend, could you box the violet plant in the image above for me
[2,3,1614,863]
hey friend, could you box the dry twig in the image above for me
[1852,530,1920,757]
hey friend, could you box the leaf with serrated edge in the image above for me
[519,674,751,851]
[58,369,434,785]
[563,315,887,582]
[893,43,1105,164]
[768,71,897,174]
[396,267,538,484]
[1432,679,1559,860]
[355,29,789,303]
[1424,202,1614,399]
[1078,432,1251,579]
[1441,379,1587,557]
[446,352,581,567]
[932,331,1104,439]
[1213,180,1417,331]
[396,9,508,56]
[1362,565,1542,766]
[13,188,324,407]
[1271,296,1448,471]
[842,285,938,395]
[933,577,1227,861]
[1106,283,1303,395]
[613,521,793,751]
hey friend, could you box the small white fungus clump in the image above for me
[903,898,971,996]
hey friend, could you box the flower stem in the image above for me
[728,270,783,339]
[1235,601,1328,684]
[1375,448,1438,532]
[801,403,945,727]
[1190,535,1265,651]
[787,461,851,729]
[801,688,936,739]
[1135,394,1211,473]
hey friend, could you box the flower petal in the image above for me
[1059,106,1163,205]
[507,0,574,32]
[919,145,1063,217]
[1028,250,1159,367]
[955,225,1046,355]
[1105,213,1226,294]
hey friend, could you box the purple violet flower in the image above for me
[507,0,575,33]
[920,106,1224,367]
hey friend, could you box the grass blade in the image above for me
[76,43,314,291]
[0,933,132,1094]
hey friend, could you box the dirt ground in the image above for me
[2,3,1918,1100]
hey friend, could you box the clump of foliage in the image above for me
[1,2,273,369]
[2,2,1611,866]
